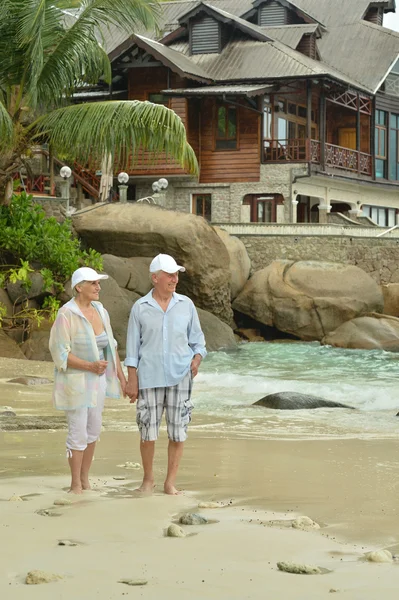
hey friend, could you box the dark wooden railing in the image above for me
[263,139,372,176]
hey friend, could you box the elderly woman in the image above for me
[49,267,126,494]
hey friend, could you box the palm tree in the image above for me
[0,0,198,202]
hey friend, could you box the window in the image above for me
[375,110,387,178]
[215,104,238,150]
[148,93,169,107]
[362,204,396,227]
[389,113,399,181]
[190,16,220,55]
[193,194,211,221]
[276,98,317,140]
[243,193,283,223]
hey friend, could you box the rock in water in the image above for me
[254,392,354,410]
[179,513,208,525]
[292,516,320,530]
[25,570,63,585]
[167,524,186,538]
[233,260,383,341]
[365,550,393,563]
[323,314,399,352]
[277,562,321,575]
[7,376,52,386]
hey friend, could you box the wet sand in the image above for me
[1,358,399,598]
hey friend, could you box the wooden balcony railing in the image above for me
[263,139,372,176]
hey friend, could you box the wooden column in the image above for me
[306,80,312,141]
[356,93,361,173]
[319,88,326,170]
[370,98,376,180]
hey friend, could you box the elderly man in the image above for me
[125,253,206,495]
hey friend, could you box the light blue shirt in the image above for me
[124,291,207,389]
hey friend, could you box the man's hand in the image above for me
[126,379,138,403]
[190,354,202,378]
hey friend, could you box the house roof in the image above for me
[110,34,212,83]
[317,20,399,93]
[260,23,321,49]
[291,0,395,26]
[162,83,275,96]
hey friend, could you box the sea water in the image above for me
[101,342,399,441]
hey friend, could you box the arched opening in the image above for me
[330,202,352,215]
[243,193,284,223]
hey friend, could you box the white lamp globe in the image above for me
[117,172,129,184]
[152,181,161,193]
[60,166,72,179]
[158,178,168,190]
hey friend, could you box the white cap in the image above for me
[149,254,185,274]
[71,267,109,289]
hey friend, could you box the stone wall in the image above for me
[32,197,68,222]
[238,234,399,284]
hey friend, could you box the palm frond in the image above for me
[0,101,14,149]
[32,100,199,175]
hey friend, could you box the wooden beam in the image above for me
[319,88,326,170]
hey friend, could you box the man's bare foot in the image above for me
[134,479,155,494]
[68,486,83,495]
[164,483,183,495]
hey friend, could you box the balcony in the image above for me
[263,139,372,176]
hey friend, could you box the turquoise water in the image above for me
[189,342,399,440]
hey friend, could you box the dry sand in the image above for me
[1,358,399,599]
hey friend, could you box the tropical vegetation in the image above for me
[0,0,198,202]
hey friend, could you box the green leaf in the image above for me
[33,100,199,174]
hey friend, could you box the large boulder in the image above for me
[21,321,52,361]
[73,204,232,324]
[254,391,354,410]
[196,307,237,352]
[322,313,399,351]
[101,255,152,296]
[382,284,399,317]
[7,272,45,304]
[213,227,251,300]
[0,330,27,359]
[233,260,384,341]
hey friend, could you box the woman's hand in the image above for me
[90,360,108,375]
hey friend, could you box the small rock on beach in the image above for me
[8,495,23,502]
[292,516,320,530]
[179,513,208,525]
[54,498,72,506]
[167,524,186,538]
[365,550,393,563]
[25,570,63,585]
[119,579,148,586]
[198,501,224,509]
[117,462,141,469]
[277,561,322,575]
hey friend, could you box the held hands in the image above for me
[90,360,108,375]
[190,354,202,378]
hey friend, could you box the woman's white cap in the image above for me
[149,254,185,273]
[71,267,108,289]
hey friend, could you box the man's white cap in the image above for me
[149,253,185,274]
[71,267,109,289]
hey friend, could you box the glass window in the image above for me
[278,117,287,139]
[389,113,399,181]
[365,204,396,226]
[298,105,307,119]
[388,209,396,227]
[193,194,211,221]
[288,103,296,115]
[215,104,237,150]
[375,110,387,179]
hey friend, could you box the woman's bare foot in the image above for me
[135,478,155,494]
[164,482,183,495]
[81,479,91,491]
[69,485,83,495]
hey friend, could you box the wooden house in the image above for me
[75,0,399,226]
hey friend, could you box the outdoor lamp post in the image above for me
[60,165,72,216]
[118,171,129,203]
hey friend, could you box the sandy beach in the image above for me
[1,357,399,599]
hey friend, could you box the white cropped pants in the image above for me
[65,375,106,454]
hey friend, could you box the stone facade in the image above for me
[238,234,399,284]
[32,197,68,222]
